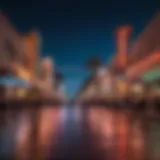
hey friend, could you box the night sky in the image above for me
[0,0,160,97]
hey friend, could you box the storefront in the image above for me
[115,75,129,99]
[142,66,160,82]
[128,81,146,101]
[0,76,30,100]
[141,66,160,98]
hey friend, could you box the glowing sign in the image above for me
[126,51,160,79]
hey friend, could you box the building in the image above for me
[109,12,160,80]
[39,57,54,85]
[96,68,115,96]
[0,13,28,99]
[77,68,116,101]
[125,12,160,81]
[109,25,132,74]
[31,57,55,99]
[78,12,160,101]
[128,13,160,66]
[0,12,42,100]
[15,30,42,99]
[0,13,25,75]
[108,12,160,99]
[20,31,41,79]
[124,12,160,98]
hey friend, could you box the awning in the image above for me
[0,75,30,87]
[141,66,160,82]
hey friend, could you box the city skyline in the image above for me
[0,0,160,96]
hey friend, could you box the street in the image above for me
[0,105,159,160]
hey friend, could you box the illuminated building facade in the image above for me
[110,25,132,74]
[0,13,27,99]
[109,12,160,80]
[0,13,25,75]
[20,31,41,79]
[125,13,160,81]
[107,25,132,97]
[0,12,42,99]
[77,68,116,101]
[32,57,54,99]
[15,31,42,99]
[40,57,54,85]
[96,68,115,98]
[128,13,160,66]
[0,13,41,82]
[124,13,160,98]
[108,13,160,99]
[77,12,160,101]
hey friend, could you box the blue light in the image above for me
[0,76,30,87]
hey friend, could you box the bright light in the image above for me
[131,84,144,93]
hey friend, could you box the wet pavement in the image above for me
[0,105,160,160]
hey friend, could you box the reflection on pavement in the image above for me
[86,107,147,160]
[13,107,62,160]
[0,106,159,160]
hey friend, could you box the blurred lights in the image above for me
[131,84,144,94]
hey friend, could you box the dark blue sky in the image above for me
[0,0,160,96]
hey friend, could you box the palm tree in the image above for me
[86,57,101,71]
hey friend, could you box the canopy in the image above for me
[0,75,30,87]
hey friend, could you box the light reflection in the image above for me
[0,106,155,160]
[36,107,61,159]
[100,109,114,140]
[98,108,115,159]
[14,107,62,160]
[87,108,146,160]
[87,107,102,135]
[115,111,129,160]
[14,110,32,160]
[130,119,145,160]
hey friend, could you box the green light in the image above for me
[142,66,160,82]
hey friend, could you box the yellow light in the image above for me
[131,84,144,94]
[117,81,127,92]
[15,67,31,82]
[16,89,27,98]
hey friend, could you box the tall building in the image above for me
[21,31,41,74]
[0,12,28,99]
[125,12,160,81]
[0,13,25,75]
[128,12,160,65]
[40,57,53,82]
[0,12,43,99]
[14,31,42,99]
[0,12,41,82]
[110,25,132,74]
[80,13,160,100]
[96,68,115,95]
[109,12,160,82]
[33,57,54,98]
[118,12,160,99]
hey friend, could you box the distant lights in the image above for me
[97,68,110,77]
